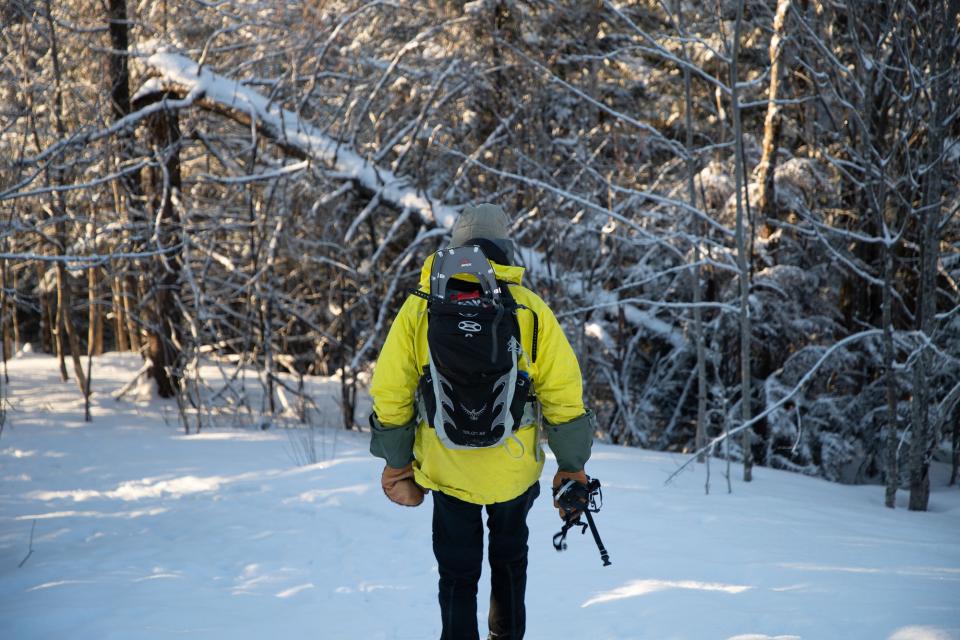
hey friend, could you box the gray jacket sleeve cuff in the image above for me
[369,413,417,468]
[545,410,595,472]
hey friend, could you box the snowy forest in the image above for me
[1,0,959,513]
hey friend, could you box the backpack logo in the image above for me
[461,404,486,421]
[507,336,523,355]
[458,320,481,334]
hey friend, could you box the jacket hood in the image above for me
[418,252,525,289]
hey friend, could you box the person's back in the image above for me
[369,203,594,640]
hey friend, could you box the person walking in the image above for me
[369,203,595,640]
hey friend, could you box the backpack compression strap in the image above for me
[429,246,501,301]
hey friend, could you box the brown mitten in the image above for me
[381,464,426,507]
[552,469,588,520]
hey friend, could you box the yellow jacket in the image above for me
[369,255,588,504]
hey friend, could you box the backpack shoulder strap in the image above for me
[508,289,539,364]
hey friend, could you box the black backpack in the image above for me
[413,245,536,449]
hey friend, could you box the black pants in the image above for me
[432,482,541,640]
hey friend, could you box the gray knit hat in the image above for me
[450,203,515,263]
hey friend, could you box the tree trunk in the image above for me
[675,0,708,462]
[731,0,754,481]
[55,262,87,394]
[109,0,164,376]
[84,222,96,422]
[137,93,184,399]
[112,276,129,352]
[882,245,899,508]
[950,411,959,486]
[336,275,356,430]
[907,0,954,511]
[51,276,68,379]
[1,259,8,374]
[107,0,143,218]
[43,0,86,392]
[10,268,20,355]
[800,0,818,155]
[88,265,103,357]
[44,0,67,380]
[756,0,791,238]
[38,266,54,356]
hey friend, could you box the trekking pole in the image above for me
[582,508,612,566]
[552,477,612,567]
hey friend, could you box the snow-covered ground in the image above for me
[1,352,958,640]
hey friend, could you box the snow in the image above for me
[2,353,960,640]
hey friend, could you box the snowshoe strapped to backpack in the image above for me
[414,246,532,450]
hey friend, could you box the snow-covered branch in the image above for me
[138,49,459,231]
